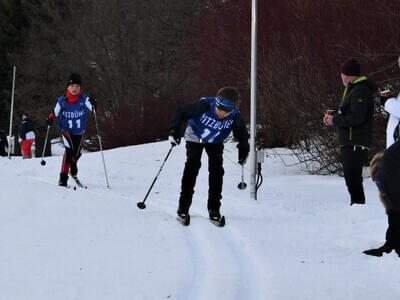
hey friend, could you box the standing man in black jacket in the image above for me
[324,58,377,205]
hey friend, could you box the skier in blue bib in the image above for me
[169,87,249,221]
[46,73,97,187]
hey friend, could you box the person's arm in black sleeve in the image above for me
[27,120,35,133]
[169,101,210,145]
[170,101,210,131]
[332,88,371,128]
[19,123,26,141]
[232,113,250,164]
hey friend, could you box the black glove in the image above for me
[238,147,249,165]
[363,243,393,257]
[89,96,97,111]
[46,115,54,126]
[168,129,181,146]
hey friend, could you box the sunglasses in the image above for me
[215,96,235,112]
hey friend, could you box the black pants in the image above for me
[382,141,400,251]
[61,132,83,175]
[382,141,400,208]
[179,141,224,213]
[340,146,368,204]
[386,211,400,251]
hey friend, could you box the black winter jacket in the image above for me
[19,118,35,140]
[333,76,377,148]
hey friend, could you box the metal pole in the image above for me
[7,66,16,159]
[250,0,258,199]
[93,110,110,188]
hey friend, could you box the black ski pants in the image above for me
[386,211,400,252]
[179,141,224,213]
[382,141,400,252]
[61,131,83,175]
[340,145,368,205]
[382,140,400,211]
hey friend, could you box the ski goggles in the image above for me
[215,96,235,112]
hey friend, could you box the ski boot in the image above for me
[208,209,225,227]
[177,207,190,226]
[208,209,221,221]
[58,173,68,187]
[70,162,78,177]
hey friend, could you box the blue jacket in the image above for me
[170,97,249,151]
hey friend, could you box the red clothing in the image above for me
[66,90,83,104]
[21,139,34,158]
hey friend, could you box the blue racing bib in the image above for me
[188,97,238,143]
[57,94,90,135]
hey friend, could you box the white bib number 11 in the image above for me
[68,119,81,129]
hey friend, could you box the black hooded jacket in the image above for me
[19,118,35,140]
[333,76,377,148]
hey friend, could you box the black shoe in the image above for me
[208,209,221,221]
[58,173,68,187]
[177,207,188,218]
[363,243,393,257]
[350,195,365,206]
[395,249,400,257]
[350,201,365,206]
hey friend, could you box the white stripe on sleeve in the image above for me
[54,102,62,117]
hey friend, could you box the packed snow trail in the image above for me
[0,141,399,300]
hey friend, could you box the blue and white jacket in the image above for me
[170,97,249,151]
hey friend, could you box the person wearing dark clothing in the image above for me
[363,56,400,257]
[364,148,400,257]
[324,58,377,205]
[169,87,249,221]
[382,143,400,255]
[19,113,36,158]
[0,129,8,156]
[46,73,97,187]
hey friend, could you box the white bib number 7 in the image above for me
[201,128,220,143]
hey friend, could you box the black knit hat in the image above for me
[67,73,82,86]
[341,58,360,76]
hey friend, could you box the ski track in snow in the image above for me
[172,211,263,300]
[20,165,265,300]
[3,141,400,300]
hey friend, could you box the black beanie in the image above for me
[67,73,82,86]
[341,58,360,76]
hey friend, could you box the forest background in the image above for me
[1,0,400,174]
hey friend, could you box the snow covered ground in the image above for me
[0,141,399,300]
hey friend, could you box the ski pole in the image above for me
[237,164,247,190]
[137,145,174,209]
[40,125,50,166]
[93,109,110,188]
